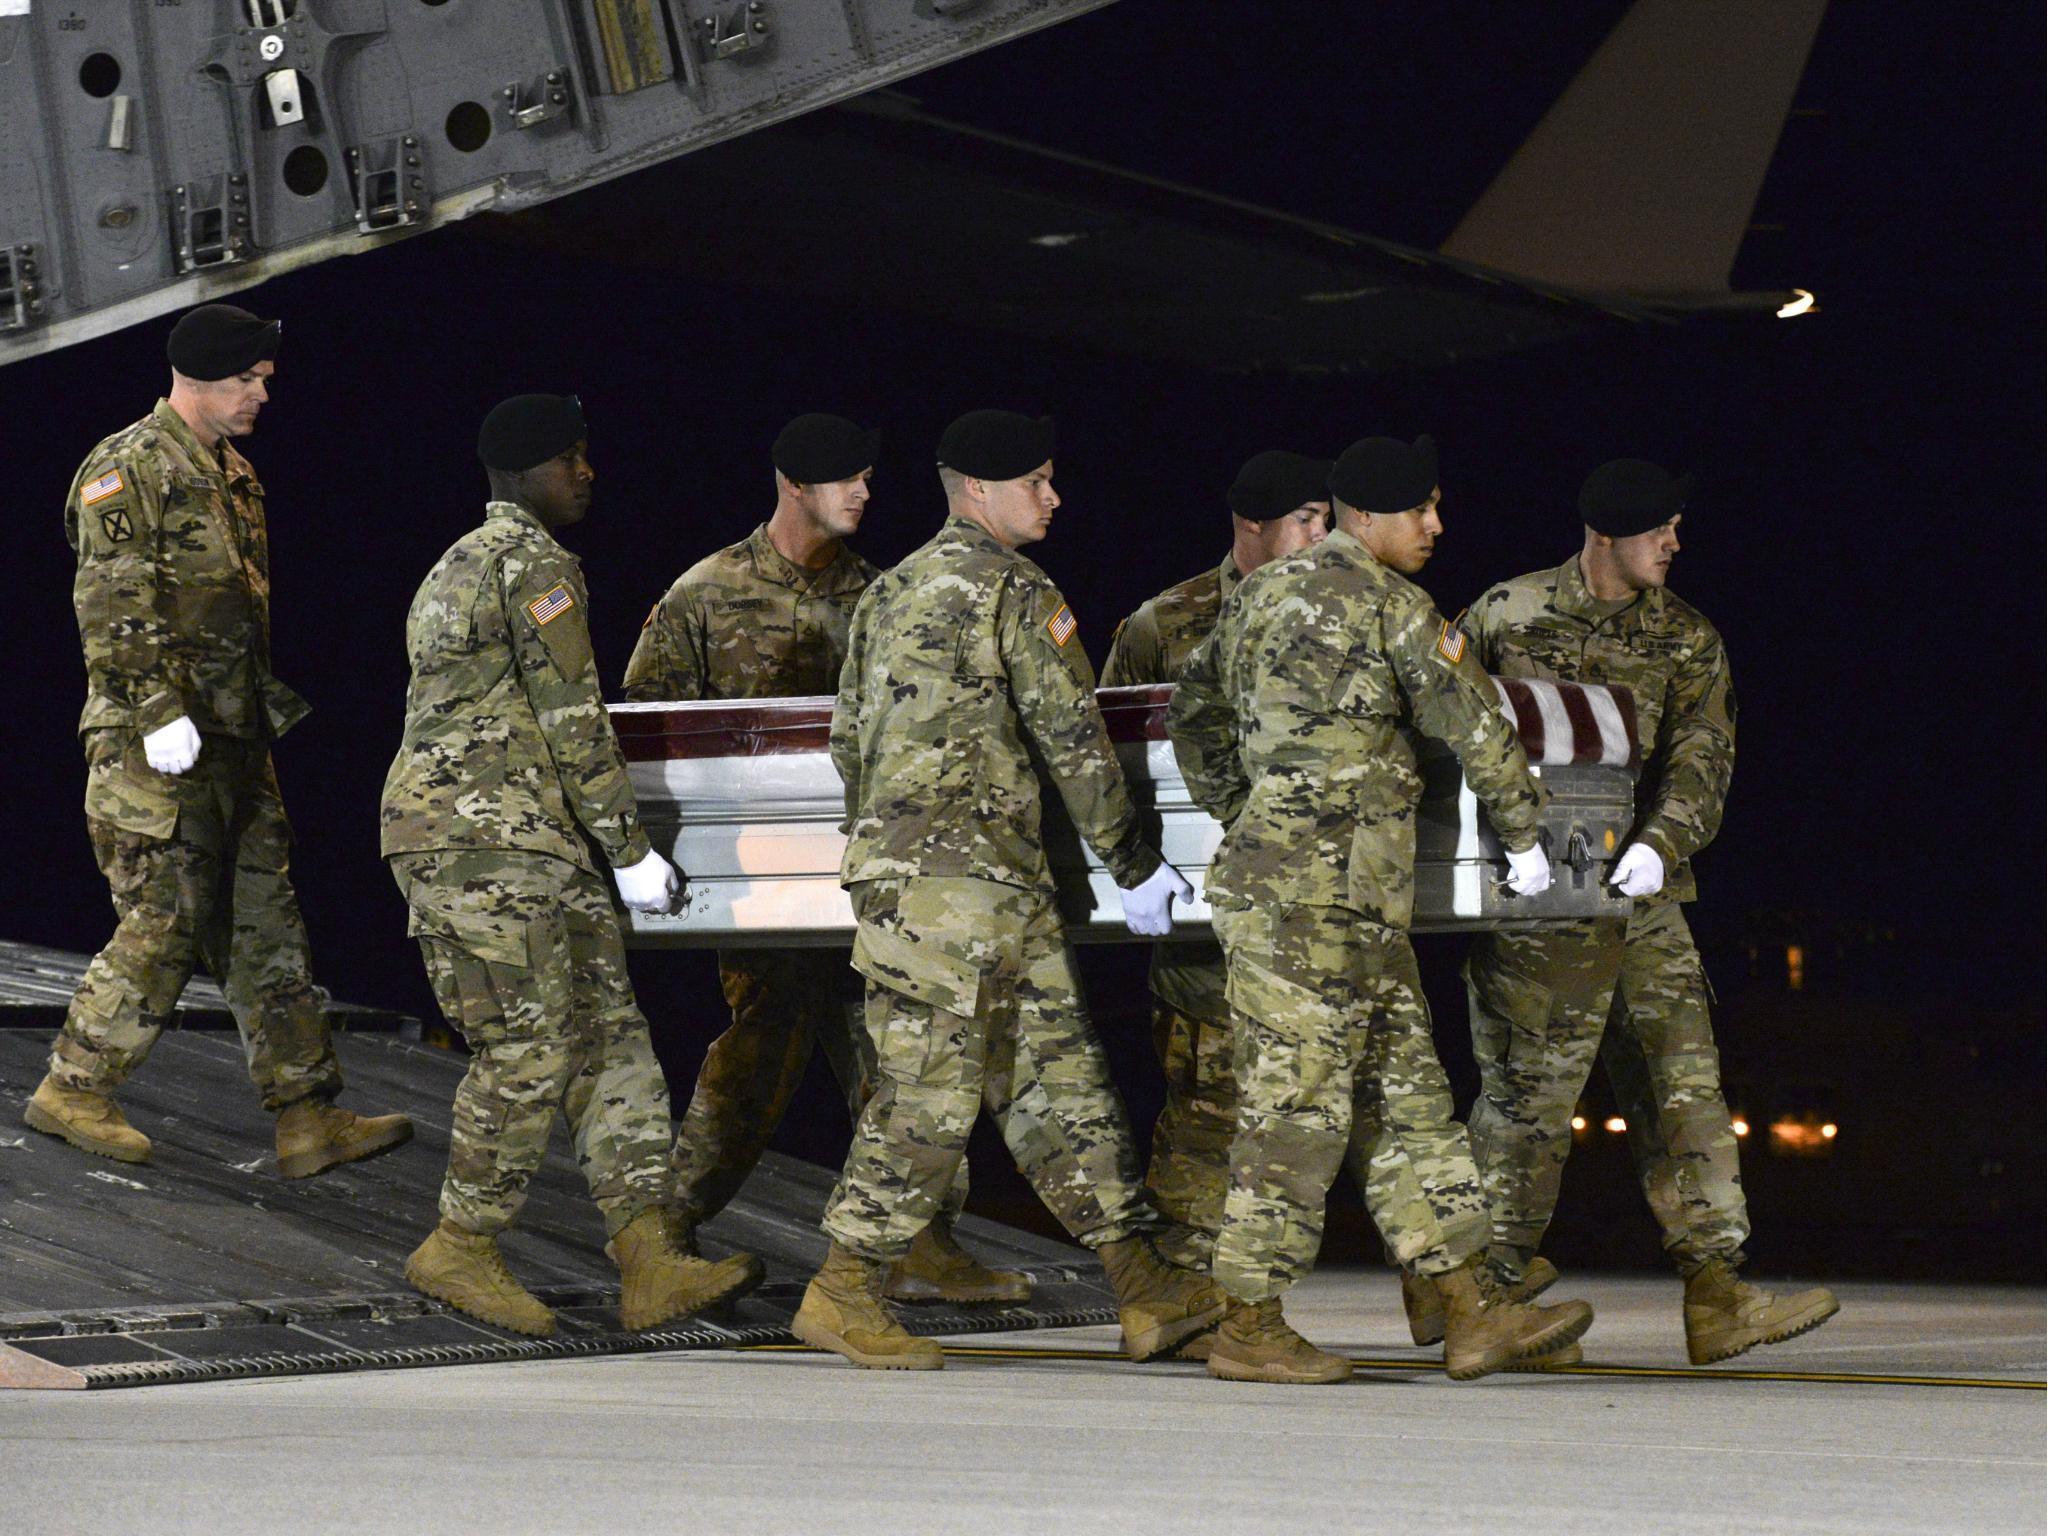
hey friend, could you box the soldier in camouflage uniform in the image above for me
[1169,435,1592,1384]
[24,305,413,1180]
[1461,458,1837,1364]
[789,410,1223,1371]
[1100,449,1332,1274]
[622,413,1023,1304]
[382,394,759,1338]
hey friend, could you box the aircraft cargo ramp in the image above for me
[0,1026,1116,1391]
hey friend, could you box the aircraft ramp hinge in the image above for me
[930,0,991,15]
[169,178,253,273]
[503,71,575,131]
[691,2,773,62]
[0,245,44,333]
[346,137,427,235]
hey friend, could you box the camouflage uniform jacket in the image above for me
[620,522,877,702]
[380,501,651,876]
[1470,555,1734,903]
[1100,553,1244,688]
[64,399,310,743]
[832,516,1161,894]
[1169,527,1546,928]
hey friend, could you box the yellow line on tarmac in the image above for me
[742,1341,2045,1391]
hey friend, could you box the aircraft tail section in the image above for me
[1439,0,1828,303]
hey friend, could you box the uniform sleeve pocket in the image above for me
[1333,641,1401,719]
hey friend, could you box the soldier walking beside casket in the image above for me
[1100,449,1332,1277]
[25,304,413,1178]
[381,394,760,1337]
[622,412,1026,1305]
[1168,434,1594,1384]
[1458,458,1837,1364]
[791,409,1223,1370]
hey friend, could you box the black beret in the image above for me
[167,304,281,381]
[937,409,1055,481]
[1228,450,1335,522]
[478,394,586,473]
[1579,458,1692,537]
[1329,435,1439,515]
[773,413,880,485]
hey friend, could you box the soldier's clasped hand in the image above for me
[614,850,681,915]
[1504,841,1553,898]
[1119,861,1196,937]
[1609,843,1665,898]
[143,716,202,776]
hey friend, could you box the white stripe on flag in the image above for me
[1523,679,1575,764]
[1583,686,1632,767]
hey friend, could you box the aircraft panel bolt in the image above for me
[409,176,423,188]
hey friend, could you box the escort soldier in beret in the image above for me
[24,304,415,1179]
[1100,449,1331,1284]
[382,395,760,1337]
[1168,434,1593,1383]
[792,408,1223,1370]
[1459,458,1838,1364]
[622,413,1026,1305]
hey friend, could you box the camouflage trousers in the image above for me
[823,877,1154,1262]
[51,731,341,1112]
[1465,898,1749,1275]
[392,850,673,1240]
[1143,942,1239,1270]
[669,947,969,1229]
[1211,901,1488,1303]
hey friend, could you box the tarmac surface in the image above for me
[3,1270,2039,1536]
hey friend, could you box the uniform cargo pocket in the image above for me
[851,917,983,1020]
[82,729,179,839]
[406,902,532,969]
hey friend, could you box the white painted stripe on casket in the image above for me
[1583,686,1632,766]
[1453,775,1484,917]
[1524,679,1576,764]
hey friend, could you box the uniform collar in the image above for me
[940,515,1014,558]
[152,398,255,484]
[746,521,866,595]
[485,499,568,550]
[1553,553,1659,627]
[1217,551,1246,599]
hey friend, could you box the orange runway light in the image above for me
[1603,1116,1628,1134]
[1570,1115,1587,1132]
[1731,1118,1750,1138]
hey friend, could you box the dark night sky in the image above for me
[6,3,2042,1057]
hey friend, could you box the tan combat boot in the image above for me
[608,1208,765,1330]
[275,1098,414,1180]
[1683,1258,1839,1365]
[1096,1235,1229,1361]
[1436,1257,1593,1381]
[1402,1255,1560,1346]
[23,1076,151,1164]
[884,1216,1033,1304]
[1206,1298,1353,1385]
[405,1220,556,1336]
[791,1241,945,1369]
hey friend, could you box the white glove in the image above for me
[615,849,681,914]
[1504,840,1553,897]
[1610,842,1665,898]
[1119,860,1195,937]
[143,716,201,776]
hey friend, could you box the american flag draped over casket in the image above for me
[610,681,1638,947]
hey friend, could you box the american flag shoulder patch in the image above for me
[80,468,125,507]
[1045,603,1078,647]
[528,583,575,626]
[1436,609,1468,665]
